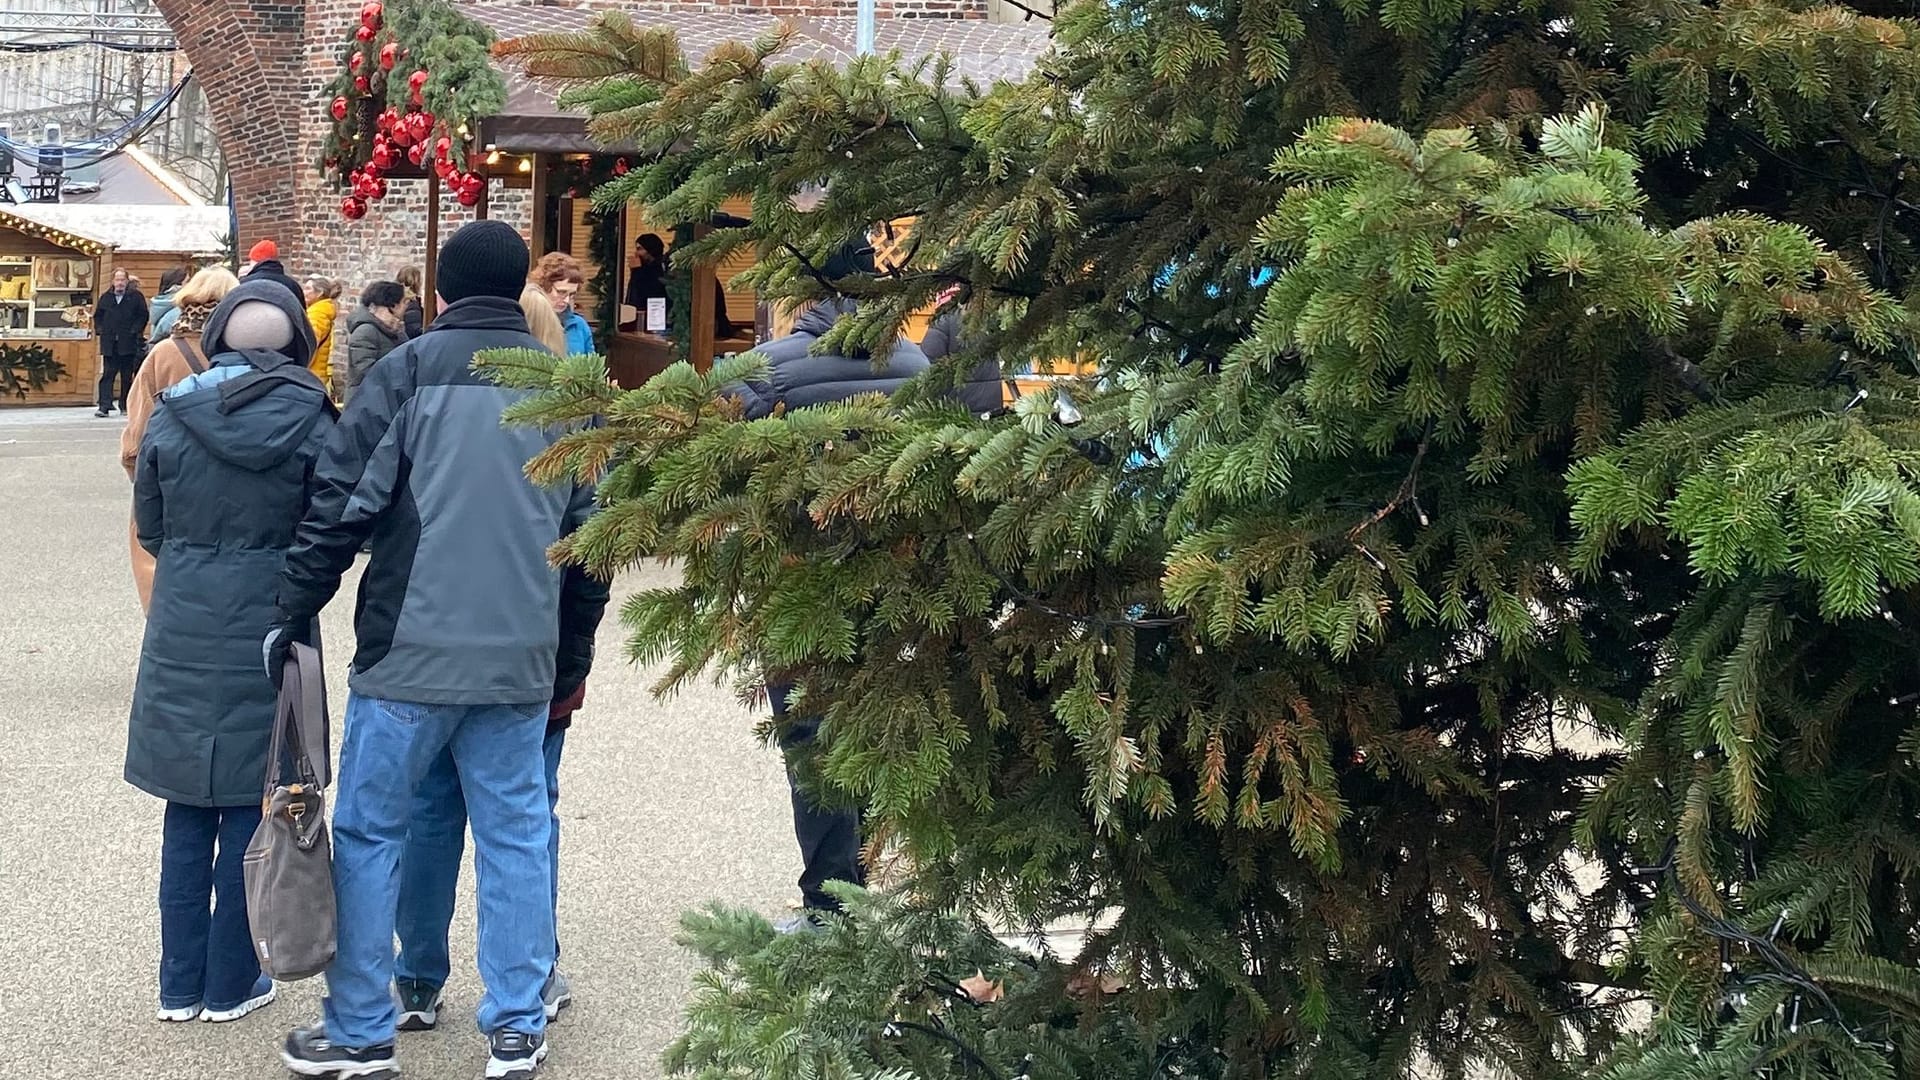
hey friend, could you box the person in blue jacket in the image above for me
[531,251,595,356]
[128,277,337,1026]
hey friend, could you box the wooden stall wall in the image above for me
[0,229,102,405]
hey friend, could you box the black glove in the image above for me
[262,618,310,683]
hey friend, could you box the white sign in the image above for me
[646,298,667,333]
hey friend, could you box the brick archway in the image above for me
[151,0,308,250]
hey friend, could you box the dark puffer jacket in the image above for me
[918,310,1005,415]
[345,303,405,395]
[733,299,930,420]
[128,280,336,806]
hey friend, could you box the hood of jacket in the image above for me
[348,303,404,345]
[162,279,329,472]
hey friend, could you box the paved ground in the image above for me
[0,407,798,1079]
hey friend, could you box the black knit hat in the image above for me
[435,220,529,303]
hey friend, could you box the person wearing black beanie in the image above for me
[272,215,607,1079]
[433,220,531,304]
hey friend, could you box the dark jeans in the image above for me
[98,352,137,411]
[159,801,264,1010]
[770,683,865,911]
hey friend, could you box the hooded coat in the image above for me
[733,299,930,419]
[127,280,337,806]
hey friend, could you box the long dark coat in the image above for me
[127,280,334,807]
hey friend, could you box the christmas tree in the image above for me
[495,1,1920,1076]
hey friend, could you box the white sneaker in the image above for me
[156,1004,202,1022]
[203,978,276,1023]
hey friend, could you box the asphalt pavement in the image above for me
[0,406,798,1079]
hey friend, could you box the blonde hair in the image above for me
[175,266,240,308]
[519,283,568,355]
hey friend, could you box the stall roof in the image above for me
[465,2,1052,152]
[4,203,227,256]
[0,204,113,255]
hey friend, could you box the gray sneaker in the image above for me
[542,969,573,1021]
[394,978,443,1032]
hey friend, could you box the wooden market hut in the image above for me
[445,4,1051,390]
[0,201,228,406]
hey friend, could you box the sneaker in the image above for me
[281,1024,399,1079]
[93,408,111,418]
[486,1029,547,1078]
[542,970,573,1021]
[156,1003,201,1022]
[202,975,276,1023]
[773,913,824,935]
[394,978,443,1033]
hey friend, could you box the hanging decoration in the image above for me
[0,341,66,400]
[316,0,507,221]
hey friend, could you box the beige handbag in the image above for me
[242,642,336,981]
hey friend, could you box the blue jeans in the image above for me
[324,693,553,1046]
[395,728,565,989]
[159,802,264,1010]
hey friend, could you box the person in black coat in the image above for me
[727,241,929,921]
[94,267,149,416]
[129,277,336,1023]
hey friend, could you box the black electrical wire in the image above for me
[0,40,177,54]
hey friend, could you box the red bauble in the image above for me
[408,112,432,140]
[330,96,349,121]
[408,70,429,92]
[349,51,365,73]
[434,135,452,160]
[407,142,427,166]
[360,1,383,29]
[455,183,481,207]
[613,157,630,176]
[369,176,389,200]
[371,145,397,171]
[377,107,398,132]
[434,158,456,180]
[380,42,401,71]
[354,74,371,93]
[355,24,376,42]
[341,195,369,221]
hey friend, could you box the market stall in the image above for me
[0,207,109,405]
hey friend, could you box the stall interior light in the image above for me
[518,157,532,173]
[486,149,502,165]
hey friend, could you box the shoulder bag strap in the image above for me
[267,642,331,794]
[175,336,206,374]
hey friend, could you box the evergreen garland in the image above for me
[316,0,505,188]
[0,342,63,399]
[492,3,1920,1077]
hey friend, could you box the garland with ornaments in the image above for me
[318,0,506,220]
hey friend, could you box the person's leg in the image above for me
[96,355,115,414]
[447,701,552,1038]
[203,803,267,1012]
[158,802,217,1015]
[773,686,865,913]
[542,727,565,960]
[115,355,134,411]
[395,744,466,993]
[320,693,462,1049]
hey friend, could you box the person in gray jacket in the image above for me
[269,222,608,1080]
[917,306,1006,415]
[128,278,337,1026]
[729,242,928,923]
[345,280,407,398]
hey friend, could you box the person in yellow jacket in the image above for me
[303,276,343,396]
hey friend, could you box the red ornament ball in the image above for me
[380,42,402,71]
[341,195,369,221]
[353,74,371,94]
[360,1,383,30]
[613,157,630,176]
[349,51,365,73]
[369,176,389,200]
[434,135,453,160]
[330,96,349,121]
[371,145,397,171]
[456,184,481,207]
[408,70,429,92]
[407,143,427,166]
[434,158,456,180]
[408,112,432,140]
[355,24,376,43]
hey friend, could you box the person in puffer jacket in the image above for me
[128,277,337,1026]
[726,242,928,924]
[917,306,1006,415]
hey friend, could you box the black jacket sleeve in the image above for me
[275,351,413,623]
[403,298,424,341]
[552,476,610,698]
